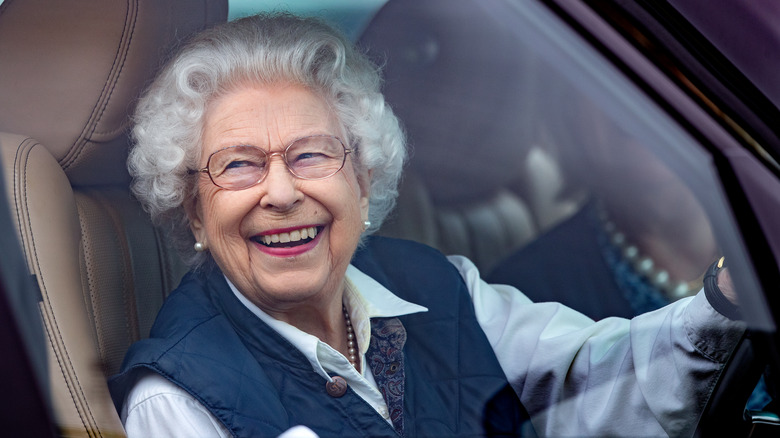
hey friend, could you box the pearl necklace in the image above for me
[599,209,701,301]
[343,305,358,369]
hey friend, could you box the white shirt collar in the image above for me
[225,264,428,381]
[344,264,429,318]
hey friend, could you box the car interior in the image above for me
[0,0,777,436]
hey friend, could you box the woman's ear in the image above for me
[183,197,206,244]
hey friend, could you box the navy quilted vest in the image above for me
[110,236,530,437]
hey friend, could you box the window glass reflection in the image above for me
[369,0,754,322]
[489,79,720,319]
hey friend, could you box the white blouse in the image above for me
[121,255,744,437]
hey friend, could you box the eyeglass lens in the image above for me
[206,135,347,190]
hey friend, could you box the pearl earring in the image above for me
[194,241,207,252]
[363,220,371,231]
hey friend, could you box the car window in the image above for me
[361,1,777,423]
[226,0,774,381]
[357,0,761,322]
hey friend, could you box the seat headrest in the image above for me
[359,0,539,204]
[0,0,228,186]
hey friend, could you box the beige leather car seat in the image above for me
[0,0,227,436]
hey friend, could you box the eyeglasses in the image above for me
[192,135,352,190]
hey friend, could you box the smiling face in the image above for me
[187,83,370,316]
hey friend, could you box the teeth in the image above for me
[259,227,318,246]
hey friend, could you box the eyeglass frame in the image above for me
[189,134,354,190]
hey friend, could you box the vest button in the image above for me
[326,376,348,397]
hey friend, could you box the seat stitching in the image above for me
[64,0,134,167]
[62,0,138,172]
[17,142,101,435]
[12,140,34,265]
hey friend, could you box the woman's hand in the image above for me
[716,266,738,305]
[703,257,740,319]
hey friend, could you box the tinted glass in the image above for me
[364,0,762,323]
[227,0,774,424]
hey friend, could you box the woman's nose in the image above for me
[258,157,303,210]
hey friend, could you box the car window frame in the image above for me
[540,0,780,434]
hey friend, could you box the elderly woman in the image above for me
[109,13,744,438]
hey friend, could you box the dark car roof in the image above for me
[671,0,780,110]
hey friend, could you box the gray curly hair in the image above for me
[128,13,406,267]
